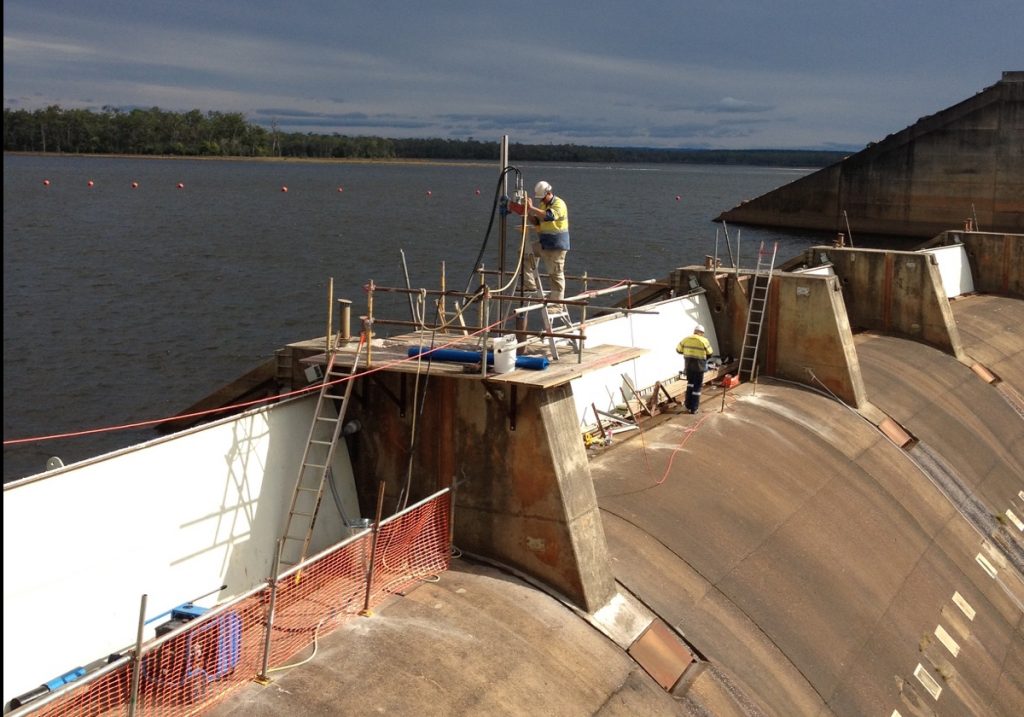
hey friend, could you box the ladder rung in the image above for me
[310,439,332,445]
[323,394,347,400]
[284,534,308,541]
[297,486,320,492]
[290,511,315,518]
[302,462,328,470]
[315,416,340,422]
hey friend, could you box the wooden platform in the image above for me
[291,333,646,389]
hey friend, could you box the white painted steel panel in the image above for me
[568,293,718,428]
[920,244,975,298]
[1,395,360,706]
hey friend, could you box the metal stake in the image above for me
[128,594,147,717]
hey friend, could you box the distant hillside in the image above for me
[3,106,847,167]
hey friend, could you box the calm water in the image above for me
[3,154,822,482]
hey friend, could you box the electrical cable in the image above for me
[265,619,326,673]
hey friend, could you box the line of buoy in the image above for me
[35,182,690,200]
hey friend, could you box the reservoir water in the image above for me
[4,153,823,482]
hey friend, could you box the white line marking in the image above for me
[914,663,943,700]
[934,624,961,657]
[891,710,902,717]
[976,553,998,578]
[952,592,976,621]
[1006,508,1024,532]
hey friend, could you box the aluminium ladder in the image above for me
[530,265,579,360]
[278,338,363,571]
[737,241,778,382]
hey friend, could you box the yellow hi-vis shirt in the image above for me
[536,196,570,250]
[676,334,713,360]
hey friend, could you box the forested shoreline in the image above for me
[4,106,849,167]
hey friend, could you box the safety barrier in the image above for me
[17,488,451,717]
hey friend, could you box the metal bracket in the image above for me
[482,381,518,431]
[369,373,405,417]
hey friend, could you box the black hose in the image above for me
[463,165,523,294]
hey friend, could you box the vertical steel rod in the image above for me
[326,277,334,355]
[365,280,375,367]
[361,481,387,616]
[440,262,447,326]
[128,594,147,717]
[498,136,509,323]
[400,250,417,326]
[258,540,284,681]
[481,288,490,378]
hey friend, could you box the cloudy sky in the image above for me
[4,1,1021,150]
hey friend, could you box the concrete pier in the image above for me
[717,72,1024,237]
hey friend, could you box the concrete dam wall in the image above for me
[717,71,1024,238]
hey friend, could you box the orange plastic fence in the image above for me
[28,490,450,717]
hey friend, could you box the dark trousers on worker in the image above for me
[684,358,706,413]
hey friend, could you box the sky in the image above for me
[4,1,1022,151]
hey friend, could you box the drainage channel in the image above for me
[908,441,1024,579]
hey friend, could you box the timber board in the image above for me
[291,335,646,389]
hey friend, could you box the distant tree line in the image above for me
[3,106,847,167]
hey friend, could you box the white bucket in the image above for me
[492,334,517,374]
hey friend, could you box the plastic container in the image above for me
[492,335,517,374]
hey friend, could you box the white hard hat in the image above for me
[534,181,552,198]
[695,324,705,333]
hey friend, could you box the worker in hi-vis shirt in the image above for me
[676,324,713,414]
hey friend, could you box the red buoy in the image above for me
[131,181,139,189]
[281,186,288,193]
[338,186,344,193]
[426,190,432,196]
[87,180,95,188]
[176,182,185,189]
[475,189,481,195]
[43,179,51,186]
[675,195,681,201]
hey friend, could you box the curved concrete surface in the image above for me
[208,296,1022,717]
[209,560,690,717]
[589,294,1024,716]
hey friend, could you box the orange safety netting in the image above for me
[28,490,450,717]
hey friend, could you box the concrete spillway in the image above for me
[717,71,1024,238]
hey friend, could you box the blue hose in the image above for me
[407,347,548,370]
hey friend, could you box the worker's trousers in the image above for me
[684,364,704,413]
[523,243,567,301]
